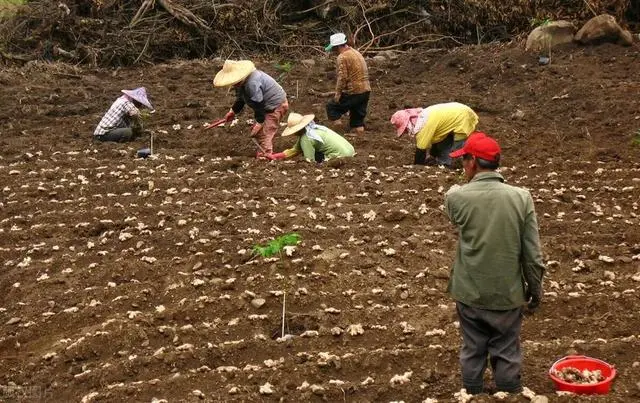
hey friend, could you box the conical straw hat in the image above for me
[282,112,315,137]
[213,60,256,87]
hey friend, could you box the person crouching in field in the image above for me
[391,102,478,168]
[93,87,153,142]
[213,60,288,158]
[268,113,355,163]
[444,132,545,395]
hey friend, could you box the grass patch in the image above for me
[0,0,25,18]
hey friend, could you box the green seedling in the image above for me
[632,129,640,147]
[530,17,552,27]
[274,61,293,73]
[274,61,293,83]
[252,232,301,258]
[139,110,152,121]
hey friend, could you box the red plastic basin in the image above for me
[549,355,616,395]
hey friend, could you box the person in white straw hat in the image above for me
[93,87,154,142]
[212,60,289,158]
[324,32,370,135]
[268,112,355,163]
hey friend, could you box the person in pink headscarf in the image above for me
[94,87,154,142]
[390,102,479,167]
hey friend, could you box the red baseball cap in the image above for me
[449,131,501,162]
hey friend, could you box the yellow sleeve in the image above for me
[282,138,302,158]
[283,148,299,158]
[415,117,438,150]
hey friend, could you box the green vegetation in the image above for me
[632,129,640,147]
[274,61,293,73]
[530,17,552,27]
[0,0,25,18]
[274,61,293,83]
[252,233,301,258]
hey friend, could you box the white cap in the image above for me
[325,33,347,51]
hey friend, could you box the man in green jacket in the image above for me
[444,132,545,395]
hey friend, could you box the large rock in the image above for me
[525,21,576,51]
[575,14,634,46]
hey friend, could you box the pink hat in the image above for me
[121,87,153,110]
[390,108,422,137]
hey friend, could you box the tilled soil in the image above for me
[0,42,639,402]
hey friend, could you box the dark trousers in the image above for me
[326,91,370,128]
[95,128,135,143]
[456,302,523,394]
[429,132,465,167]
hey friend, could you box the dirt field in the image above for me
[1,41,639,402]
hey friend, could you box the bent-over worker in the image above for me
[213,60,288,158]
[390,102,479,167]
[268,112,355,163]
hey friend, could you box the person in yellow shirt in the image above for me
[390,102,479,167]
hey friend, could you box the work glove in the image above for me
[250,123,263,137]
[525,287,541,314]
[267,152,287,161]
[224,110,235,122]
[414,148,427,165]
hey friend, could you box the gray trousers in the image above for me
[456,302,523,394]
[95,127,135,143]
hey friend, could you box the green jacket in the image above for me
[284,127,355,161]
[444,172,545,310]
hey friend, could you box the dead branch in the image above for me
[353,8,409,45]
[308,88,335,98]
[356,0,375,47]
[158,0,210,31]
[130,0,156,28]
[0,48,33,63]
[360,17,430,53]
[131,0,209,31]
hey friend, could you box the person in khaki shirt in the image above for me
[445,132,545,395]
[324,33,371,135]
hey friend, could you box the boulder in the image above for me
[525,21,576,51]
[575,14,634,46]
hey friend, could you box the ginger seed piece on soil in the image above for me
[347,324,364,336]
[259,382,274,395]
[251,298,266,308]
[192,390,205,399]
[389,371,412,385]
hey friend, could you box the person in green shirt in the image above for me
[268,112,355,163]
[445,132,545,395]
